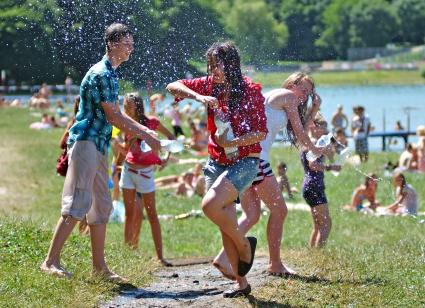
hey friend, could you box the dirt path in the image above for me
[103,256,272,307]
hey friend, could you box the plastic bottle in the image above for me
[306,132,334,162]
[214,110,239,159]
[160,139,184,153]
[140,139,185,153]
[330,147,351,176]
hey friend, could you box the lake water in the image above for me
[5,85,425,151]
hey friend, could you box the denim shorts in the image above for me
[203,157,260,194]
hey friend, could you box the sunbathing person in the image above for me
[344,174,380,211]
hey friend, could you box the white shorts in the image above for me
[119,163,155,194]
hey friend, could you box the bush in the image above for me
[421,68,425,79]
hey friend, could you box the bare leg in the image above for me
[213,186,260,279]
[256,176,295,275]
[90,223,127,282]
[112,171,120,201]
[122,188,137,246]
[202,174,252,264]
[41,215,77,277]
[221,229,248,290]
[130,193,144,248]
[310,204,332,247]
[90,223,109,272]
[142,192,164,261]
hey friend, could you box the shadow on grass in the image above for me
[272,273,386,286]
[248,295,295,308]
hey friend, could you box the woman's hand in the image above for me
[311,91,322,108]
[195,94,218,108]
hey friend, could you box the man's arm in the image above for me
[101,102,160,152]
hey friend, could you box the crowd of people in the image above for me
[3,23,420,298]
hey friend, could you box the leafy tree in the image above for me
[0,0,63,84]
[394,0,425,44]
[224,0,288,65]
[279,0,332,61]
[53,0,224,86]
[317,0,398,59]
[348,0,398,48]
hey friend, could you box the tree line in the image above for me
[1,0,424,86]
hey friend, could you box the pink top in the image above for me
[125,117,162,166]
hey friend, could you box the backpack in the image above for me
[56,148,68,177]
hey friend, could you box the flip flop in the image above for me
[223,284,251,298]
[237,236,257,277]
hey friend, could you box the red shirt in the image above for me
[125,117,162,166]
[176,76,267,164]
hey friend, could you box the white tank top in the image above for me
[260,90,288,161]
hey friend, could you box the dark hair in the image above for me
[365,173,378,187]
[277,162,287,169]
[206,41,245,113]
[124,92,147,126]
[104,23,133,51]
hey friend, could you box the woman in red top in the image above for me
[119,92,174,265]
[167,42,267,298]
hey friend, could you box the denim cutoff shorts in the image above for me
[203,157,260,194]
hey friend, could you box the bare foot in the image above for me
[40,261,72,278]
[160,258,172,267]
[92,270,129,283]
[212,260,236,281]
[267,263,297,277]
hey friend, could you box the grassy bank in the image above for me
[0,108,424,306]
[252,70,425,87]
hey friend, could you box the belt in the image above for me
[125,166,152,179]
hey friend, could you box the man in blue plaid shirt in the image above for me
[41,23,160,282]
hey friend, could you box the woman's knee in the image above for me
[244,207,261,226]
[269,202,288,220]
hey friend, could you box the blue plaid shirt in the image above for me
[68,55,119,154]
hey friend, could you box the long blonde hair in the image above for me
[283,72,315,145]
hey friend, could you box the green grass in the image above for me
[1,108,424,307]
[252,70,425,87]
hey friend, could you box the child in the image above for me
[384,172,418,215]
[119,92,175,265]
[344,174,380,211]
[165,101,184,137]
[301,115,341,247]
[276,162,293,199]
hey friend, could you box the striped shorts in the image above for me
[252,159,274,185]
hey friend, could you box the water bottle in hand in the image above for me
[331,147,350,176]
[306,133,333,162]
[214,110,238,159]
[160,139,184,153]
